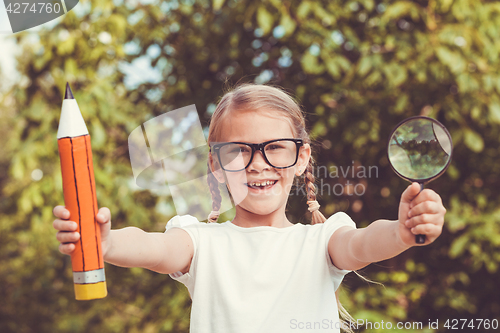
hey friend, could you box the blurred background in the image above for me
[1,0,499,332]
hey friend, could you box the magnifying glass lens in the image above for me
[388,117,452,183]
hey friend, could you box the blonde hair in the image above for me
[206,83,355,332]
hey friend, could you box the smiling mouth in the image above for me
[245,180,278,190]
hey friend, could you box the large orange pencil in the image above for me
[57,83,107,300]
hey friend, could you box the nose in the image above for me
[248,150,271,172]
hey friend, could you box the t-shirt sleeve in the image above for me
[165,215,200,286]
[164,214,201,231]
[323,212,357,291]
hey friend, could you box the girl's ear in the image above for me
[296,143,312,176]
[209,153,225,183]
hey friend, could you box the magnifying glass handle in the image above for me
[415,183,426,244]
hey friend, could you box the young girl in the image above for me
[53,84,446,333]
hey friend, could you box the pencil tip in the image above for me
[65,83,74,99]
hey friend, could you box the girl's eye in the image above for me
[231,145,250,153]
[267,144,284,150]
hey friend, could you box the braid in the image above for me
[206,162,222,223]
[304,160,327,224]
[305,161,317,201]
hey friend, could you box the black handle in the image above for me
[415,234,426,244]
[415,183,425,244]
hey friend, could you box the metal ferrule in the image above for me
[73,268,106,284]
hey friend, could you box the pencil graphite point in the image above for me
[65,82,75,100]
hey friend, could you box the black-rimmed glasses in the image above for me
[210,139,304,172]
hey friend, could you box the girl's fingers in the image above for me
[53,205,70,220]
[53,219,78,231]
[400,183,421,204]
[405,213,444,228]
[410,222,442,239]
[59,243,76,255]
[408,201,443,217]
[409,189,442,208]
[56,230,80,243]
[96,207,111,224]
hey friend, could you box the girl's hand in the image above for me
[398,183,446,246]
[52,206,112,257]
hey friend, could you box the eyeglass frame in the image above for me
[210,138,304,172]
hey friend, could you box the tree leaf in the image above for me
[297,1,312,19]
[383,63,408,87]
[212,0,226,11]
[279,13,296,36]
[488,102,500,124]
[257,6,274,35]
[358,56,372,76]
[394,94,408,114]
[300,52,325,74]
[463,128,484,152]
[449,234,469,258]
[435,46,466,74]
[381,1,422,23]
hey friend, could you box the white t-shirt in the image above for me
[166,212,356,333]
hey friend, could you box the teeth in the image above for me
[249,180,275,187]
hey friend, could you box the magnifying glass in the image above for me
[387,116,453,244]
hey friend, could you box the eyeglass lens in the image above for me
[219,141,298,171]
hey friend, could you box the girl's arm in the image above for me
[328,183,446,271]
[53,206,193,275]
[105,227,193,274]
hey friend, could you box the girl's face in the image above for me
[209,109,311,218]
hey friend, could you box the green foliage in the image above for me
[1,0,499,332]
